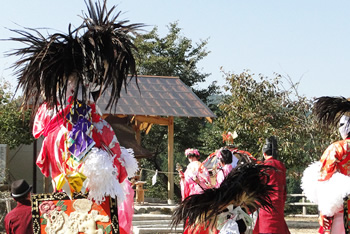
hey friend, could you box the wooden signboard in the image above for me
[31,192,119,234]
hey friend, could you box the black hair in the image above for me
[187,154,200,160]
[262,136,278,158]
[220,149,233,165]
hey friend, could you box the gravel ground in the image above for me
[286,216,319,234]
[288,228,318,234]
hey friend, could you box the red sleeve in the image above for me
[91,105,127,183]
[32,103,53,138]
[35,138,50,177]
[319,143,342,181]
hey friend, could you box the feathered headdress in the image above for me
[7,0,143,115]
[313,96,350,127]
[171,162,275,230]
[81,0,143,109]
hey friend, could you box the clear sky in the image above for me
[1,0,350,99]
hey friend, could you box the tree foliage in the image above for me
[0,81,34,149]
[218,70,337,172]
[133,22,218,199]
[132,22,336,201]
[134,22,218,102]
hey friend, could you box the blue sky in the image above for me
[1,0,350,99]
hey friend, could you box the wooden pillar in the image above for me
[167,116,174,204]
[44,177,50,193]
[135,129,141,146]
[134,119,141,145]
[302,196,307,216]
[33,140,37,193]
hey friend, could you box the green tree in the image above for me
[134,22,218,102]
[0,80,34,149]
[218,70,336,172]
[213,70,338,214]
[133,22,219,199]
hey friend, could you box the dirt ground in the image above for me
[286,216,319,234]
[288,229,318,234]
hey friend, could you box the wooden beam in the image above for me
[101,114,109,119]
[139,122,149,131]
[134,115,169,126]
[115,114,128,118]
[167,116,174,204]
[205,117,213,123]
[145,123,153,135]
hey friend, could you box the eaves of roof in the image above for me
[96,75,216,119]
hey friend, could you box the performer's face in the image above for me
[339,115,350,139]
[188,156,197,162]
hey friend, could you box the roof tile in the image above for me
[96,76,216,118]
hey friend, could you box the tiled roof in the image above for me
[97,75,216,118]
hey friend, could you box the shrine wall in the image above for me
[7,137,46,193]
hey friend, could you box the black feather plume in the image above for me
[81,0,144,109]
[171,162,275,230]
[7,26,85,112]
[6,0,143,116]
[313,96,350,126]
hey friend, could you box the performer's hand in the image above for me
[193,176,200,184]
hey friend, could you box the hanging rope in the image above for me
[136,168,180,186]
[140,168,180,175]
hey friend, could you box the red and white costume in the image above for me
[33,97,138,233]
[180,161,211,200]
[33,100,127,182]
[303,138,350,233]
[215,164,233,188]
[180,149,214,234]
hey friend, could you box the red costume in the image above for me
[7,1,142,233]
[318,138,350,233]
[33,100,127,183]
[254,157,290,234]
[301,97,350,233]
[303,138,350,233]
[180,148,213,234]
[4,200,33,234]
[180,160,211,200]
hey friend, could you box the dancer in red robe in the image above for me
[253,136,290,234]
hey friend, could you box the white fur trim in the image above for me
[301,161,322,204]
[302,161,350,216]
[83,147,125,204]
[120,147,139,178]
